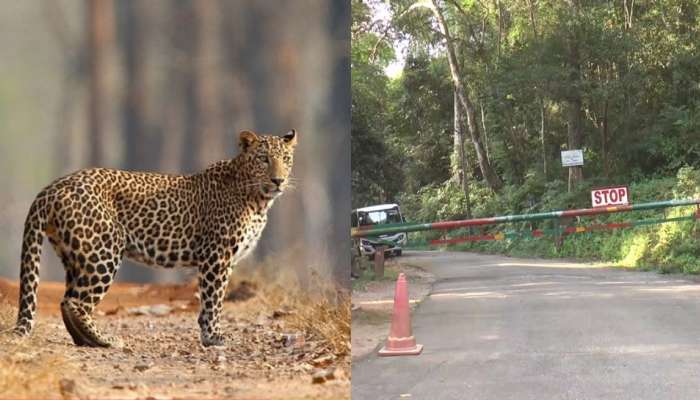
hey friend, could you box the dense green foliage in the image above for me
[408,168,700,274]
[352,0,700,272]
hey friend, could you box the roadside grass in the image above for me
[0,304,75,399]
[457,217,700,275]
[351,308,390,326]
[404,242,433,251]
[351,260,400,292]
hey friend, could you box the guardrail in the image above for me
[351,199,700,239]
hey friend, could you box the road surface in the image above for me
[352,251,700,400]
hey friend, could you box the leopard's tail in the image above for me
[13,199,47,336]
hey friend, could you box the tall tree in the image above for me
[86,0,115,166]
[453,88,471,217]
[43,1,83,174]
[120,1,150,170]
[422,0,504,192]
[565,0,583,191]
[193,0,226,168]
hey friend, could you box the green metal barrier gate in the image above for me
[351,199,700,246]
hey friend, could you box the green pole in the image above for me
[351,199,700,238]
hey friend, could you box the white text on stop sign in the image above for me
[591,186,629,207]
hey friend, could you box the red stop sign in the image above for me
[591,186,629,207]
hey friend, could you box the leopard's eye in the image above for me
[258,155,270,164]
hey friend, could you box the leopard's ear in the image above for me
[282,129,297,145]
[239,130,259,152]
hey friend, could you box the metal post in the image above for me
[374,246,386,279]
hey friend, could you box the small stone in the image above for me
[12,353,33,363]
[127,304,173,316]
[311,368,336,384]
[324,368,336,381]
[312,354,335,367]
[128,382,147,390]
[58,378,76,396]
[105,306,124,315]
[311,370,326,384]
[134,363,152,372]
[255,314,269,326]
[272,308,292,318]
[283,333,305,348]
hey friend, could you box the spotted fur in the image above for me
[13,130,297,347]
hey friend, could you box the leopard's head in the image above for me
[239,129,298,199]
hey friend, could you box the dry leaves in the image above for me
[0,274,350,399]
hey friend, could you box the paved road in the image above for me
[352,251,700,400]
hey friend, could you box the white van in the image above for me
[351,203,407,258]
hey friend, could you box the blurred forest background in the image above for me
[352,0,700,272]
[0,0,350,286]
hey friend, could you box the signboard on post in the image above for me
[561,150,584,167]
[591,186,629,208]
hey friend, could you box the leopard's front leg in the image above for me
[197,261,232,347]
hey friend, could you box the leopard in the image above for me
[12,129,297,347]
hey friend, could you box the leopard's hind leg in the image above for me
[54,218,126,348]
[47,231,88,346]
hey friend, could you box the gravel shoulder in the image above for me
[0,277,349,399]
[351,257,435,360]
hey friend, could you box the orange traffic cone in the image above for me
[379,273,423,356]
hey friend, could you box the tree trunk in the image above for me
[566,100,583,192]
[480,101,490,161]
[43,1,82,174]
[525,0,538,38]
[453,89,471,218]
[566,0,583,192]
[541,99,547,178]
[495,0,502,62]
[430,0,503,192]
[193,0,226,169]
[601,99,609,178]
[623,0,634,29]
[86,0,115,166]
[525,0,546,178]
[121,0,149,170]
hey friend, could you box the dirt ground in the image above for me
[351,259,434,360]
[0,277,349,399]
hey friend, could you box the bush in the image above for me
[405,168,700,274]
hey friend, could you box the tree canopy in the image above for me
[352,0,700,220]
